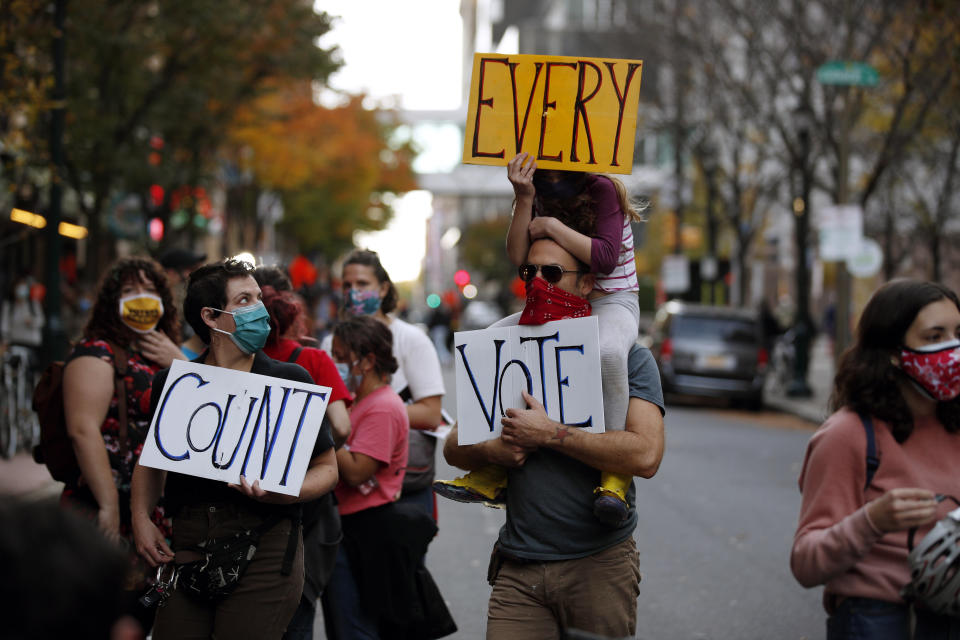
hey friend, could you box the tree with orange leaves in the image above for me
[228,80,417,258]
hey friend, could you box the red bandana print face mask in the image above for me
[519,277,591,325]
[900,339,960,402]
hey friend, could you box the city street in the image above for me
[315,363,827,639]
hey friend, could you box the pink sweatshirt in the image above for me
[791,408,960,607]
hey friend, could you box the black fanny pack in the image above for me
[176,511,299,602]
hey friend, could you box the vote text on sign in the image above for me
[462,53,644,174]
[454,316,605,445]
[138,360,331,496]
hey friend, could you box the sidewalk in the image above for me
[0,451,62,502]
[763,334,834,425]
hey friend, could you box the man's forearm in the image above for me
[443,425,529,471]
[539,425,661,478]
[443,438,498,471]
[500,393,665,478]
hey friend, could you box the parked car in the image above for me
[649,300,769,409]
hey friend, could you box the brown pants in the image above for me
[486,537,641,640]
[152,503,304,640]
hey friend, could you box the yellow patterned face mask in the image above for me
[118,293,164,333]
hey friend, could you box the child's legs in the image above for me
[592,293,640,432]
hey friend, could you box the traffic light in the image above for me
[453,269,470,287]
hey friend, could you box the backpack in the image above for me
[32,342,129,484]
[859,412,880,491]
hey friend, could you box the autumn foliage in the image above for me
[228,80,417,256]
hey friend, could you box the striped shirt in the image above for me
[594,214,639,293]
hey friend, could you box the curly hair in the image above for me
[830,279,960,442]
[332,315,398,378]
[343,249,399,314]
[83,257,180,350]
[183,259,256,344]
[529,171,645,238]
[261,285,306,346]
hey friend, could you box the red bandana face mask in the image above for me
[519,277,591,325]
[900,339,960,402]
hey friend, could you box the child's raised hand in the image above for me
[507,153,536,200]
[528,215,557,241]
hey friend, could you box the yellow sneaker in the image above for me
[433,465,509,507]
[593,471,631,525]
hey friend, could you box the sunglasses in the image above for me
[518,263,585,284]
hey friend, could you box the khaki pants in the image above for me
[152,503,304,640]
[486,537,641,640]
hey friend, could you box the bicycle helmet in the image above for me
[901,504,960,616]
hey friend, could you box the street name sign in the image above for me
[463,53,644,174]
[816,61,879,87]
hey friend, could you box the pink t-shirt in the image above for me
[335,385,409,516]
[791,408,960,608]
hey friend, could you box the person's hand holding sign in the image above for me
[507,153,537,200]
[230,475,298,505]
[501,390,563,450]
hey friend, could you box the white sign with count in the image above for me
[138,360,331,496]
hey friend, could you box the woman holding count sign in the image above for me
[60,256,184,632]
[131,258,339,640]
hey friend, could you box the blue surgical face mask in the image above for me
[335,360,362,392]
[210,302,271,355]
[345,288,382,316]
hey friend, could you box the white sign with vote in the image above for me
[453,315,605,445]
[138,359,331,496]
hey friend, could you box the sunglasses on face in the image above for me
[518,263,584,284]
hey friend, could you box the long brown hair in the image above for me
[830,279,960,442]
[83,257,180,351]
[529,172,645,238]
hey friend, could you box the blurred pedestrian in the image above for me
[324,315,454,639]
[1,273,44,375]
[60,256,184,632]
[1,499,144,640]
[131,258,339,640]
[255,267,352,640]
[321,249,445,520]
[427,302,453,366]
[791,279,960,638]
[157,247,207,359]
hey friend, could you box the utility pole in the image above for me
[671,0,686,256]
[42,0,68,365]
[787,103,814,398]
[834,90,854,360]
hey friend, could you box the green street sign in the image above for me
[816,61,879,86]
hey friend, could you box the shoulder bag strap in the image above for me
[108,341,130,460]
[858,412,879,492]
[286,346,304,364]
[254,508,302,576]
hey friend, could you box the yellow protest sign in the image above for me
[462,53,643,174]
